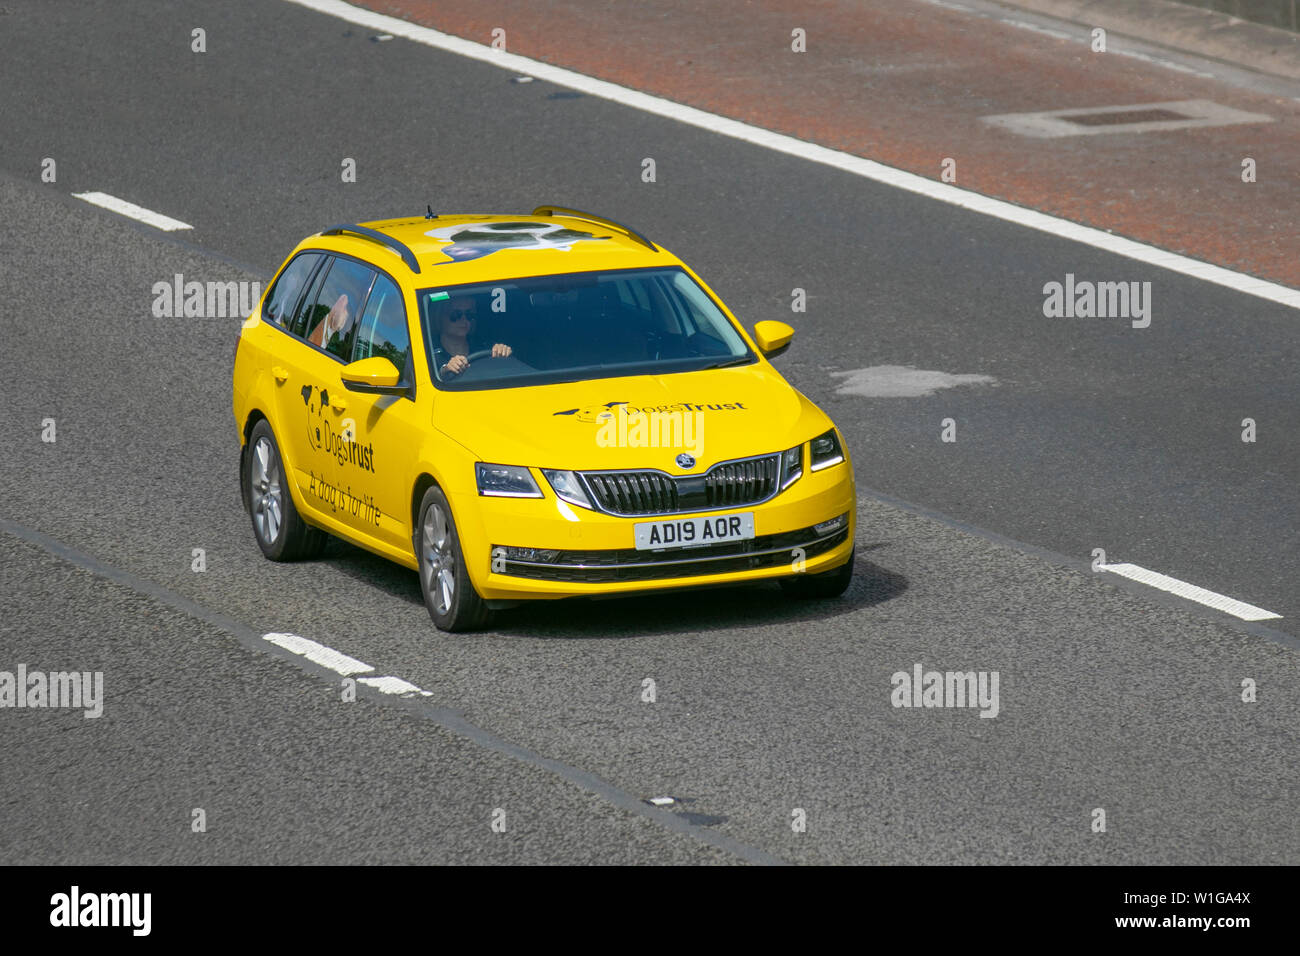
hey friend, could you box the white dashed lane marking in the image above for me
[261,633,435,694]
[0,517,784,862]
[1100,564,1282,622]
[359,675,434,697]
[71,191,193,231]
[263,632,374,676]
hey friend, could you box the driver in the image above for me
[432,295,512,378]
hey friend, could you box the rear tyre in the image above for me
[244,420,328,561]
[417,485,492,632]
[779,546,854,599]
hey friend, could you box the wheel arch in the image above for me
[410,471,442,554]
[239,408,270,513]
[242,410,311,522]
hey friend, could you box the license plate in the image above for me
[633,512,755,551]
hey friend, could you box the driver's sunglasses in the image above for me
[449,309,476,321]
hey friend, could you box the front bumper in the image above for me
[456,455,855,601]
[497,518,848,583]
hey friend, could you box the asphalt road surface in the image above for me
[1,0,1296,865]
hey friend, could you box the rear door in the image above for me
[274,254,377,523]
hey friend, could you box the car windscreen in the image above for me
[419,267,755,390]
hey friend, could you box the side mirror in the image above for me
[341,356,406,395]
[753,320,794,359]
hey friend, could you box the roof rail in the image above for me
[532,206,659,252]
[320,224,421,274]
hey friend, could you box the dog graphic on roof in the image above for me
[426,220,608,265]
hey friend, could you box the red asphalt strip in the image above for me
[354,0,1300,289]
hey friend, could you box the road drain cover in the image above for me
[982,99,1272,137]
[1062,108,1188,125]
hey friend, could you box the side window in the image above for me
[300,256,378,359]
[353,275,411,380]
[289,259,331,339]
[262,253,320,328]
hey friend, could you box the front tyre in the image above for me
[417,486,492,632]
[244,420,328,561]
[779,546,854,599]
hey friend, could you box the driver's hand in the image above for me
[491,343,512,358]
[444,354,469,374]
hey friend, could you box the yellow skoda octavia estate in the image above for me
[233,208,855,631]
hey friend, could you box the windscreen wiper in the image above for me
[697,356,753,370]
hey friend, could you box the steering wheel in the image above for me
[445,349,524,380]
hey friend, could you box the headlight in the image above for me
[475,463,543,498]
[809,429,845,471]
[780,444,803,489]
[541,469,593,509]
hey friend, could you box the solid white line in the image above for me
[262,632,375,675]
[71,191,193,231]
[284,0,1300,311]
[1100,564,1282,621]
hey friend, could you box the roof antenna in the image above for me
[426,204,437,220]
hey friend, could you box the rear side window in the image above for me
[290,260,330,338]
[262,253,320,328]
[300,256,378,359]
[353,274,411,380]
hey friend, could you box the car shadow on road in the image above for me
[320,538,907,637]
[491,543,908,639]
[322,537,426,606]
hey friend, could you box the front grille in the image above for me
[581,453,781,516]
[583,471,679,515]
[705,456,779,508]
[494,521,849,583]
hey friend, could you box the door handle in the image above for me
[272,366,289,384]
[330,395,348,412]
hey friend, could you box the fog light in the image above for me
[814,514,847,535]
[499,545,560,563]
